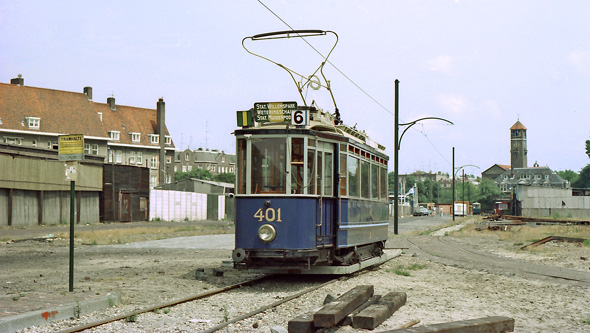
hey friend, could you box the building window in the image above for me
[188,165,192,171]
[26,117,40,129]
[129,151,136,164]
[92,144,98,155]
[166,156,171,164]
[84,143,90,154]
[185,153,190,161]
[108,149,113,162]
[48,141,58,150]
[109,131,120,141]
[32,139,37,147]
[150,156,158,168]
[130,133,141,143]
[115,150,122,163]
[182,165,187,172]
[4,137,22,145]
[137,151,143,165]
[150,135,159,144]
[165,136,172,145]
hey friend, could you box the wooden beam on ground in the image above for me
[288,313,315,333]
[352,292,407,329]
[313,285,374,328]
[340,295,382,326]
[386,316,514,333]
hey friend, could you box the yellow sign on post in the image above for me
[58,134,84,161]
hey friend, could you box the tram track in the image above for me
[57,275,273,333]
[56,259,394,333]
[404,235,590,287]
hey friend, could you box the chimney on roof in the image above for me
[157,98,166,186]
[10,75,24,86]
[107,97,116,111]
[83,87,93,101]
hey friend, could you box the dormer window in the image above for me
[149,134,159,144]
[165,136,172,145]
[26,117,40,129]
[109,131,120,141]
[130,132,141,143]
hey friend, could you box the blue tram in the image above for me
[231,104,389,273]
[231,30,390,274]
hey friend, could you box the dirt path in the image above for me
[404,235,590,287]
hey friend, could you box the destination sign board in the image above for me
[58,134,84,161]
[253,102,297,123]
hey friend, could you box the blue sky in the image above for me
[1,1,589,176]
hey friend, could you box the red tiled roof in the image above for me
[510,120,526,130]
[0,83,174,148]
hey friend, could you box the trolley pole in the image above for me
[451,147,455,222]
[69,180,75,292]
[394,79,400,235]
[394,79,453,234]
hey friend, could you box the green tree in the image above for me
[573,164,590,188]
[174,168,213,182]
[585,140,590,159]
[556,169,579,185]
[214,172,236,184]
[477,178,503,212]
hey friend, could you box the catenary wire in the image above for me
[257,0,452,168]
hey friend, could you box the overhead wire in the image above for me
[256,0,452,167]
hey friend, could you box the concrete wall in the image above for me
[0,153,102,226]
[516,186,590,219]
[0,154,102,191]
[0,189,100,226]
[390,204,412,217]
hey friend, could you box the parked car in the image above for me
[413,207,430,216]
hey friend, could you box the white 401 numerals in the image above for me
[253,208,283,222]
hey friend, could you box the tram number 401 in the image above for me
[253,208,283,222]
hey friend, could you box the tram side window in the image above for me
[307,149,316,195]
[347,156,359,197]
[360,160,370,198]
[291,138,304,194]
[371,163,379,199]
[323,151,333,196]
[339,153,347,196]
[236,138,246,194]
[380,167,387,201]
[251,138,285,194]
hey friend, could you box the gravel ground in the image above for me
[3,221,590,332]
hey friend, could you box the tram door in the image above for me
[314,142,335,247]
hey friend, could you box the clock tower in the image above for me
[510,120,527,169]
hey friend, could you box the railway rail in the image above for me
[57,254,397,333]
[404,235,590,287]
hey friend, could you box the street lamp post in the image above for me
[393,79,453,234]
[452,162,480,221]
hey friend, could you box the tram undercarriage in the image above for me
[233,241,386,274]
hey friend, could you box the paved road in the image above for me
[390,215,453,234]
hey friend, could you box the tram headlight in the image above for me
[258,224,276,243]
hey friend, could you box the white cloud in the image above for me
[437,93,467,114]
[428,55,454,74]
[567,50,590,72]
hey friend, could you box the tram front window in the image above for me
[251,138,286,194]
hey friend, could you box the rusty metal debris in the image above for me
[520,236,588,250]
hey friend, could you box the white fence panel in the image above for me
[150,190,210,221]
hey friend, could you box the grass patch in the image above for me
[457,223,590,245]
[53,224,234,245]
[125,312,138,322]
[388,263,426,276]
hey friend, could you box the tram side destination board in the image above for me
[253,102,297,123]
